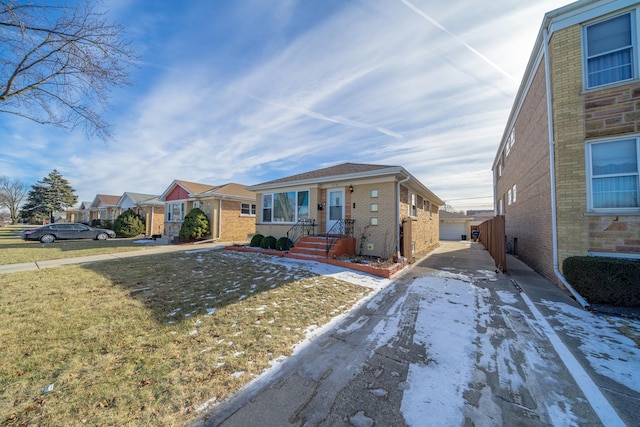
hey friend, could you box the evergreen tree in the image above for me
[113,209,145,237]
[21,170,78,223]
[179,208,210,240]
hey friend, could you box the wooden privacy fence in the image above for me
[478,215,507,272]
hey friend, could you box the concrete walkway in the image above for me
[0,241,226,274]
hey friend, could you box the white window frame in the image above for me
[261,190,310,223]
[408,192,418,217]
[586,136,640,212]
[241,203,256,216]
[512,184,517,204]
[505,128,515,156]
[167,202,184,222]
[583,10,638,90]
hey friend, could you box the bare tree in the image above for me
[0,175,28,224]
[0,0,136,140]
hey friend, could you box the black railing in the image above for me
[325,219,355,255]
[286,219,316,250]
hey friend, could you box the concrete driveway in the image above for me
[193,241,638,426]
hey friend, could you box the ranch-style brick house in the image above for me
[88,194,121,223]
[159,180,256,243]
[492,0,640,291]
[116,192,166,237]
[247,163,444,260]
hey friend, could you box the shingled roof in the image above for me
[251,163,399,188]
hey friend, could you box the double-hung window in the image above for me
[167,203,184,221]
[241,203,256,216]
[262,191,309,223]
[587,138,640,210]
[584,12,636,89]
[408,193,417,217]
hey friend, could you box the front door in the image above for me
[326,188,344,234]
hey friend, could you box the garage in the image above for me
[439,211,471,241]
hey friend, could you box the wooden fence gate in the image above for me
[478,215,507,272]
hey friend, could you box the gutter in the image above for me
[396,174,410,259]
[543,27,589,309]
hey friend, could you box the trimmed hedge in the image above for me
[276,237,293,251]
[260,235,277,250]
[563,256,640,307]
[179,208,210,240]
[250,234,264,247]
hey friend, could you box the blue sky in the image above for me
[1,0,571,211]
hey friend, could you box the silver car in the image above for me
[22,223,116,243]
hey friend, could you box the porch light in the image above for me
[349,185,354,193]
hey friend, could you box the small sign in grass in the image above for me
[0,249,370,425]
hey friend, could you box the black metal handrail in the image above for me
[285,218,316,250]
[325,219,355,255]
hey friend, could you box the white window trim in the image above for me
[241,203,256,216]
[582,10,638,90]
[408,192,418,218]
[261,190,310,223]
[585,136,640,213]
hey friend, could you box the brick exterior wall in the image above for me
[585,83,640,138]
[398,185,440,257]
[219,199,256,243]
[255,179,441,259]
[588,216,640,254]
[164,198,255,242]
[497,59,555,281]
[549,24,591,273]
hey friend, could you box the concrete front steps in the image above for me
[288,235,356,259]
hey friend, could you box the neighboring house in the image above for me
[76,201,92,224]
[439,211,472,241]
[466,209,495,236]
[159,180,256,242]
[89,195,121,223]
[492,0,640,290]
[247,163,444,260]
[116,192,166,236]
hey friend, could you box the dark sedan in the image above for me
[22,223,116,243]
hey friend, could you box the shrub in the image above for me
[260,235,277,250]
[113,209,145,237]
[563,256,640,307]
[179,208,210,240]
[276,237,293,251]
[250,234,264,247]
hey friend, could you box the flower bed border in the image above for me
[225,246,406,279]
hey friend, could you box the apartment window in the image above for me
[512,184,517,204]
[262,190,309,223]
[507,189,512,206]
[370,217,378,226]
[370,189,378,198]
[584,12,635,88]
[167,203,184,222]
[587,138,639,210]
[409,192,417,217]
[241,203,256,216]
[370,203,378,212]
[505,128,515,156]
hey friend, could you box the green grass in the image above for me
[0,249,371,426]
[0,225,150,265]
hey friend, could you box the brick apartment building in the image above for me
[493,0,640,289]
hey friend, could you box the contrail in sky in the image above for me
[399,0,517,83]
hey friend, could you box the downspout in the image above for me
[218,199,222,240]
[149,206,154,237]
[397,174,410,259]
[543,27,589,309]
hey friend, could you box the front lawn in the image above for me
[0,225,150,265]
[0,249,370,426]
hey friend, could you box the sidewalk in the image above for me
[0,241,226,274]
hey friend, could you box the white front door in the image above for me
[326,188,345,233]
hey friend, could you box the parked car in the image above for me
[22,223,116,243]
